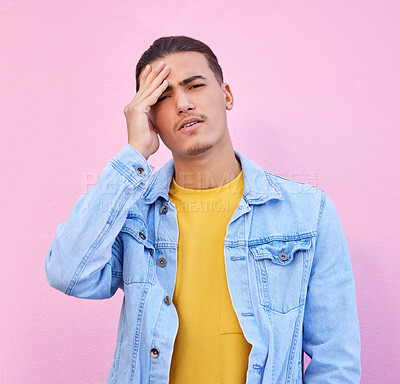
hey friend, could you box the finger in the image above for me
[147,79,169,105]
[141,60,167,92]
[138,64,151,90]
[142,65,170,98]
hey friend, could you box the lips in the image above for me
[179,121,203,133]
[178,117,204,130]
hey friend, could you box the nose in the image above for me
[175,91,195,114]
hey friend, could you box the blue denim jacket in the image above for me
[45,144,361,383]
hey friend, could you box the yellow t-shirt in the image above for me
[168,170,252,384]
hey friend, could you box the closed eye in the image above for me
[156,84,205,103]
[156,95,169,103]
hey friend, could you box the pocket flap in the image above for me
[120,217,155,254]
[250,237,312,265]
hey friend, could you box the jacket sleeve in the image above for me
[45,144,154,299]
[302,191,361,383]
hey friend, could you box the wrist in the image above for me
[128,142,150,161]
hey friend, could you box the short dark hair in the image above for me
[135,35,224,92]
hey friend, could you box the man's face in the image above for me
[141,51,234,158]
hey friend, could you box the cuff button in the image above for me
[135,166,145,176]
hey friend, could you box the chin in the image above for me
[185,142,214,156]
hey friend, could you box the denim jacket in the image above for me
[45,144,361,383]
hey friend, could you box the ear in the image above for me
[222,83,234,110]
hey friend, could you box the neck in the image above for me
[172,136,242,190]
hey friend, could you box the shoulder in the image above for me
[266,170,325,202]
[264,170,329,230]
[266,170,346,233]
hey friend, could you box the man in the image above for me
[45,35,361,383]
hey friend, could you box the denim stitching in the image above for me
[148,295,166,383]
[110,158,147,186]
[286,190,324,382]
[286,306,304,383]
[130,283,151,383]
[111,302,126,382]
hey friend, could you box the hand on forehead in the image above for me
[139,60,169,87]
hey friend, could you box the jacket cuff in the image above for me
[109,144,155,186]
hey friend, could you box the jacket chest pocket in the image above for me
[250,237,313,314]
[120,217,155,285]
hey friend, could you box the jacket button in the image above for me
[135,166,145,177]
[157,257,167,267]
[279,251,288,261]
[139,232,146,240]
[150,348,159,358]
[160,205,168,214]
[164,295,171,305]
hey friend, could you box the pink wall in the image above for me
[1,1,399,382]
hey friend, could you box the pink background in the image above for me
[1,1,399,382]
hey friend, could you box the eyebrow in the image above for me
[161,75,207,95]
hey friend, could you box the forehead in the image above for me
[147,51,212,82]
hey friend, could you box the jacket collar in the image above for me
[142,150,284,205]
